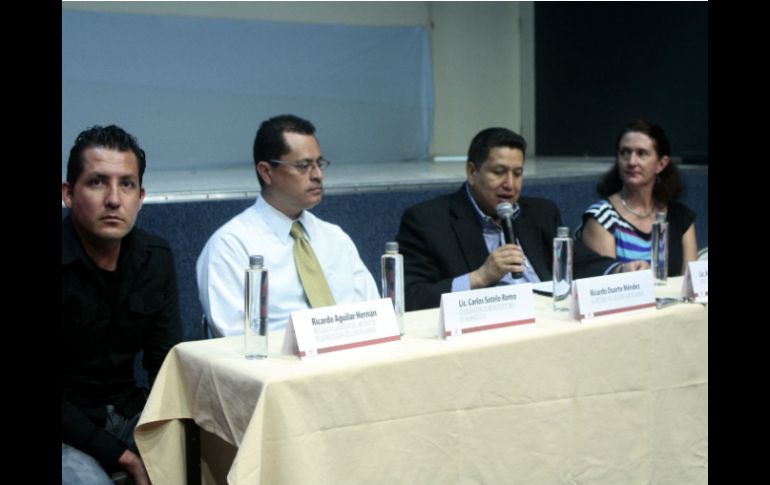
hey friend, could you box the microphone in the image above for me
[496,202,523,279]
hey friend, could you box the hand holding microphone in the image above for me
[496,202,523,279]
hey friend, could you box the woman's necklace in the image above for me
[619,195,655,218]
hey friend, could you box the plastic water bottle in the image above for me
[381,242,405,335]
[651,212,668,285]
[244,255,268,359]
[552,226,573,312]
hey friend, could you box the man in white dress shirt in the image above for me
[197,114,379,336]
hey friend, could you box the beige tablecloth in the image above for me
[136,277,707,484]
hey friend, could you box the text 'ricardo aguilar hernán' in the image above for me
[311,310,378,326]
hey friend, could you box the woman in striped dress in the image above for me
[576,120,698,277]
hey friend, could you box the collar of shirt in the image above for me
[61,214,145,269]
[463,182,521,235]
[464,182,497,230]
[254,196,315,244]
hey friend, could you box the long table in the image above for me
[135,277,708,484]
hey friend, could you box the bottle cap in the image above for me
[556,226,569,238]
[385,241,399,253]
[655,212,666,222]
[249,255,264,268]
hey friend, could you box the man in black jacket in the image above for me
[61,125,182,485]
[396,127,647,311]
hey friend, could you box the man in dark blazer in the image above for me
[396,127,647,311]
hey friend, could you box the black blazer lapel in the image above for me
[513,205,551,280]
[448,188,489,273]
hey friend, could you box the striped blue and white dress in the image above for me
[575,199,696,276]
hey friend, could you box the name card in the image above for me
[681,261,708,302]
[573,269,656,321]
[439,284,535,338]
[282,298,401,359]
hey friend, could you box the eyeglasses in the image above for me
[268,158,331,173]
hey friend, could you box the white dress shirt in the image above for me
[197,196,380,336]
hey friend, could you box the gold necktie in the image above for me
[290,221,336,308]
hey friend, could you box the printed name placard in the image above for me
[681,261,708,302]
[282,298,401,359]
[572,270,656,321]
[439,284,536,338]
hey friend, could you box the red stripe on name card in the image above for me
[443,317,536,337]
[299,335,401,357]
[581,301,657,319]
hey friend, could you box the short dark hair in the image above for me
[66,125,146,186]
[467,127,527,169]
[597,119,684,204]
[253,114,316,187]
